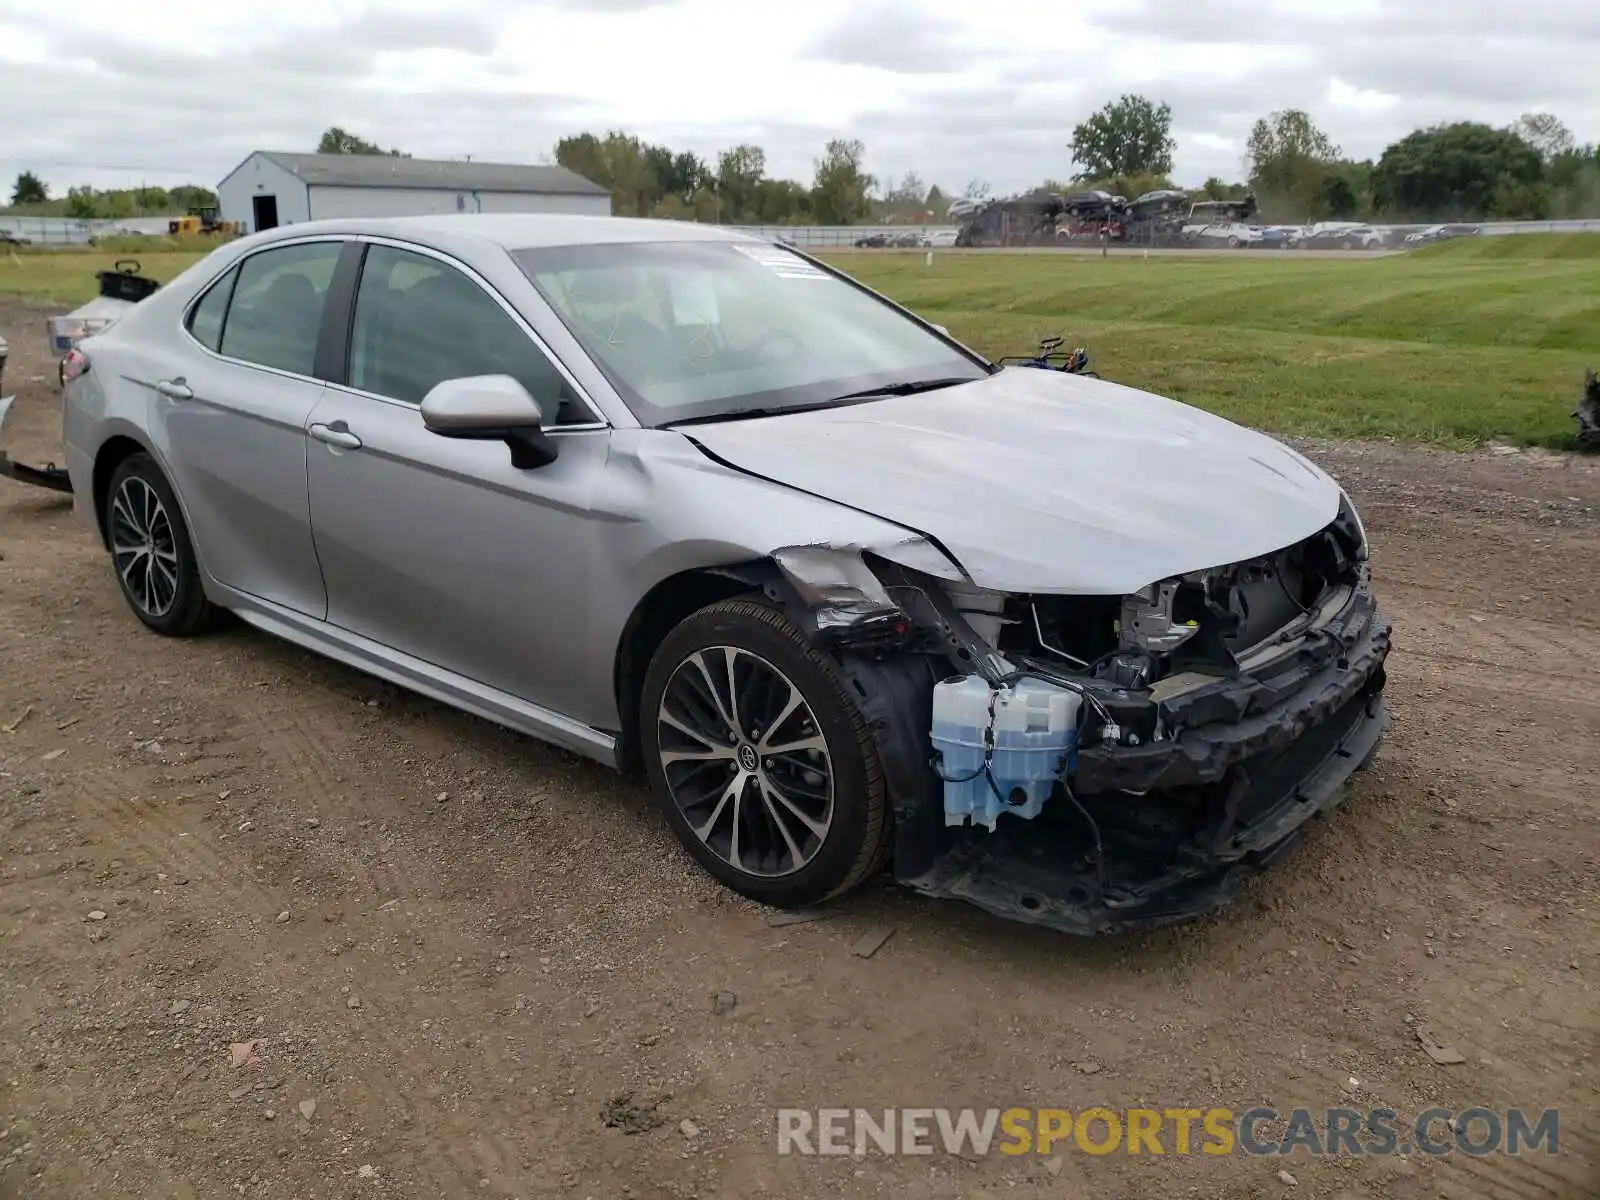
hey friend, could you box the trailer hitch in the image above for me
[0,394,73,495]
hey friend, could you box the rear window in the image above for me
[187,266,238,352]
[217,241,342,376]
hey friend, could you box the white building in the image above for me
[217,152,612,232]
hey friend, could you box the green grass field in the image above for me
[0,248,205,305]
[3,234,1595,448]
[821,235,1600,449]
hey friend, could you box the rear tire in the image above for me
[104,453,223,637]
[639,597,892,908]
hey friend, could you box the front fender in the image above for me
[601,429,966,607]
[581,429,968,732]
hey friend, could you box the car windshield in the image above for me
[511,239,989,426]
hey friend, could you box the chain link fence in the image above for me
[0,215,179,245]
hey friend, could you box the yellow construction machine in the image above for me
[167,206,241,237]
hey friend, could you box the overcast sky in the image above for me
[0,0,1593,201]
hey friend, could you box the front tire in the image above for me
[104,453,222,637]
[639,598,891,908]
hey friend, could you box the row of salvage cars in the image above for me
[1189,221,1480,251]
[1,215,1393,935]
[936,189,1484,252]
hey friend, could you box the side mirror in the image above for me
[420,374,557,469]
[930,323,950,337]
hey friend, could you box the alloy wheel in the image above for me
[108,476,179,618]
[656,646,835,878]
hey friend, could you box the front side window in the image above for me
[217,241,342,376]
[512,240,988,426]
[348,244,581,422]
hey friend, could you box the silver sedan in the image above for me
[59,215,1391,934]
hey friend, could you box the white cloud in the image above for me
[0,0,1594,200]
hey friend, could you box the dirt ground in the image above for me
[1,294,1596,1200]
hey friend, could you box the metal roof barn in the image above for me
[217,151,612,233]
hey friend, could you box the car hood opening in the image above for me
[683,367,1342,595]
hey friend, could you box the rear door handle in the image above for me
[156,378,193,401]
[309,421,362,450]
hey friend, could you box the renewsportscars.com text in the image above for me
[776,1106,1560,1159]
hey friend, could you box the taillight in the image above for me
[60,349,89,386]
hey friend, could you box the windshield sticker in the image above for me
[733,243,829,279]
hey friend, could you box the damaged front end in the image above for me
[766,492,1391,936]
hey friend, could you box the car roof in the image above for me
[243,213,764,253]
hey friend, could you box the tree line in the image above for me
[546,103,1599,224]
[9,105,1598,226]
[549,132,883,226]
[4,171,218,220]
[1067,95,1599,223]
[546,103,1600,224]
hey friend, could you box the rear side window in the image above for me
[347,244,580,421]
[217,241,343,376]
[186,266,238,352]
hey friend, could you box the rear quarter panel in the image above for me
[61,250,237,543]
[62,343,158,539]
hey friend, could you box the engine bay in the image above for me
[999,500,1368,692]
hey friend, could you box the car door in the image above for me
[304,239,610,716]
[155,238,345,618]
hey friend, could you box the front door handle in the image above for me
[156,378,193,401]
[309,422,362,450]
